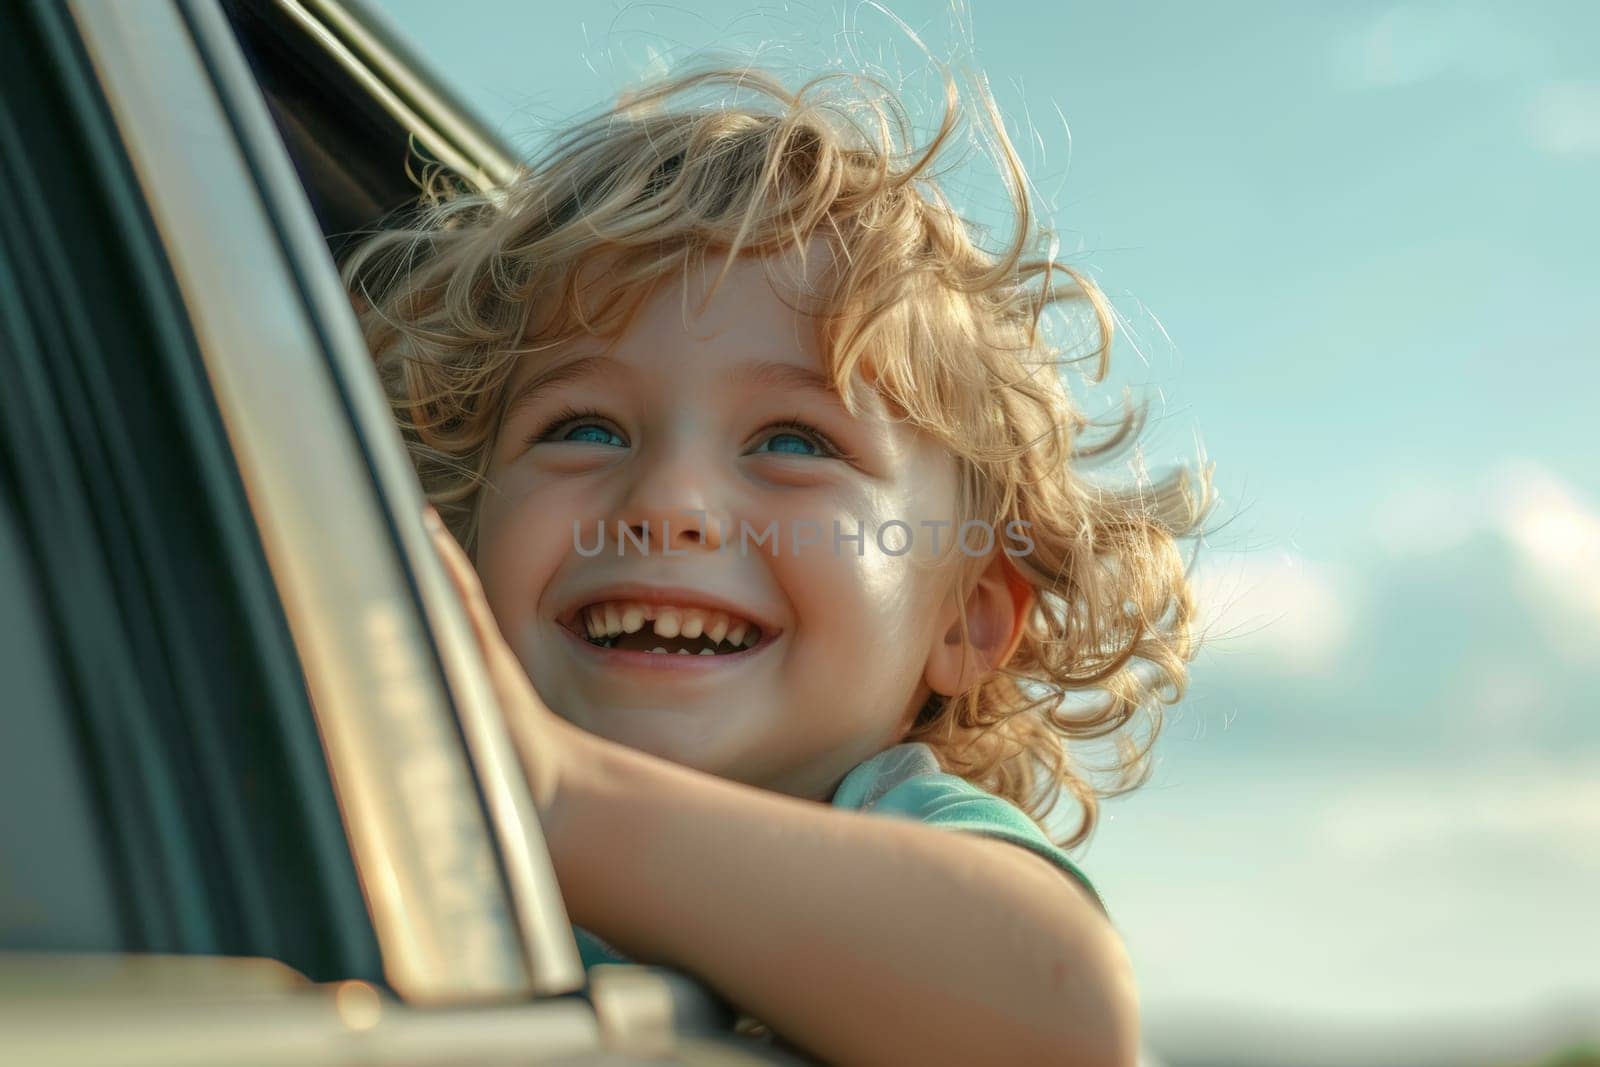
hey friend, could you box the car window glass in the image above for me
[221,0,429,254]
[0,479,124,952]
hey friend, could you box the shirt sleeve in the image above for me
[573,923,633,968]
[862,772,1109,917]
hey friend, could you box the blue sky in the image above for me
[372,2,1600,1058]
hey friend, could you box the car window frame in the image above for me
[0,0,387,978]
[65,0,583,1002]
[7,0,833,1057]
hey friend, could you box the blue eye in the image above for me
[563,423,625,447]
[751,420,841,459]
[524,409,845,461]
[526,406,627,449]
[759,432,820,456]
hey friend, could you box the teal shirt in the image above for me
[573,741,1105,969]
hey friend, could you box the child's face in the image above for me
[473,249,966,799]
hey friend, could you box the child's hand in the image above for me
[422,504,572,824]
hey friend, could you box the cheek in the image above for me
[770,466,957,630]
[776,519,947,680]
[472,489,568,627]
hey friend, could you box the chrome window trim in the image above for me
[184,0,583,997]
[0,953,820,1064]
[66,0,582,1001]
[272,0,521,192]
[0,954,603,1066]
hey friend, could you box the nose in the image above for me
[612,440,731,557]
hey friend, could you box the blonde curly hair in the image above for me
[341,62,1215,848]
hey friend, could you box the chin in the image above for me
[575,705,740,776]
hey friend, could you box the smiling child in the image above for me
[345,63,1212,1065]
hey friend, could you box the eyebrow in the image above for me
[735,360,843,403]
[499,354,846,424]
[500,353,626,424]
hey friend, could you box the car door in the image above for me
[0,0,810,1062]
[0,0,388,986]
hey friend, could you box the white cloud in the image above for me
[1528,81,1600,157]
[1190,551,1355,676]
[1097,760,1600,1032]
[1336,7,1598,159]
[1370,480,1478,556]
[1456,661,1556,737]
[1487,460,1600,663]
[1370,459,1600,663]
[1332,4,1544,90]
[1318,760,1600,865]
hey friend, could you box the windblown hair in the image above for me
[341,62,1215,848]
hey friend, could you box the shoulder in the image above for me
[574,924,630,969]
[831,740,947,809]
[832,742,1108,916]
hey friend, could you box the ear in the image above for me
[925,551,1036,699]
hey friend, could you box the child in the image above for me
[346,62,1211,1065]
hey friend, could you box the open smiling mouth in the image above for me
[569,601,766,656]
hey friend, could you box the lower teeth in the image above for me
[586,636,731,655]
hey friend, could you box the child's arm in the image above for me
[546,719,1139,1066]
[425,510,1138,1066]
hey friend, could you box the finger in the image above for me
[422,509,541,698]
[423,508,476,597]
[423,510,503,650]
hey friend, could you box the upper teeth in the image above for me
[578,600,760,649]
